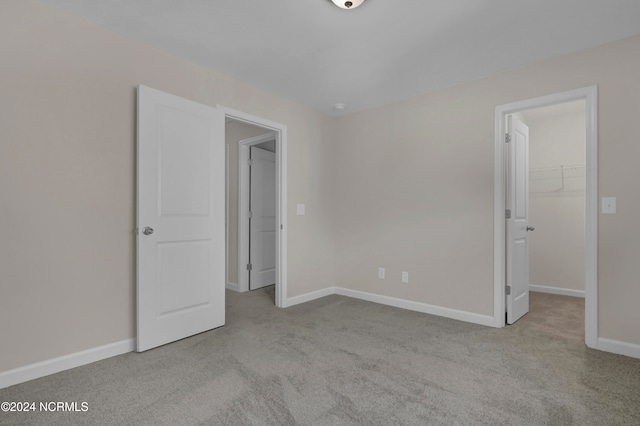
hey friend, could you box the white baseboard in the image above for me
[333,289,640,358]
[284,286,494,327]
[335,288,495,327]
[226,281,239,292]
[7,288,632,390]
[0,338,135,390]
[284,287,336,308]
[597,337,640,360]
[530,284,585,298]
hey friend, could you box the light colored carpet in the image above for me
[1,288,639,425]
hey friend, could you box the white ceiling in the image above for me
[38,0,640,116]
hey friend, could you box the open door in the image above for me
[506,115,532,324]
[249,146,276,290]
[137,85,225,352]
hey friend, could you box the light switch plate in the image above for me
[296,204,306,215]
[602,197,616,214]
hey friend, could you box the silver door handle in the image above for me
[526,226,535,232]
[142,226,154,235]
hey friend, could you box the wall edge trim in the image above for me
[284,287,336,307]
[285,286,494,327]
[597,337,640,360]
[530,284,585,298]
[0,339,135,390]
[335,288,495,327]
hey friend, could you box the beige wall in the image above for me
[0,1,335,372]
[225,121,270,285]
[2,0,640,375]
[524,106,586,293]
[331,35,640,345]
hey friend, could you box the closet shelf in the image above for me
[530,163,585,195]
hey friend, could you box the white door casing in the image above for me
[249,147,276,290]
[137,85,225,352]
[506,115,530,324]
[494,86,598,349]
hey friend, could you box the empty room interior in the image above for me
[1,1,640,424]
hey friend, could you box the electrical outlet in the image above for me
[402,272,409,283]
[378,267,385,279]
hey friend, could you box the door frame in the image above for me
[218,106,287,308]
[493,86,598,348]
[238,132,277,293]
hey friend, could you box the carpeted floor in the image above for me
[1,288,639,425]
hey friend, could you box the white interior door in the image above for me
[506,115,531,324]
[249,146,276,290]
[137,85,225,352]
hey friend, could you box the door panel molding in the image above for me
[494,86,598,349]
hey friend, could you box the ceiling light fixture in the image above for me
[330,0,366,10]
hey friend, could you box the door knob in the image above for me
[526,226,535,232]
[142,226,154,235]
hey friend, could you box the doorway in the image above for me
[220,107,288,308]
[520,101,586,298]
[506,101,587,338]
[493,86,598,349]
[136,89,288,352]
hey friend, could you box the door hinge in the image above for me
[505,133,511,143]
[248,211,253,218]
[247,263,252,271]
[506,285,511,296]
[505,209,511,219]
[248,158,253,166]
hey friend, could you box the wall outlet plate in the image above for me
[378,267,385,279]
[402,272,409,283]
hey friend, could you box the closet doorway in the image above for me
[493,86,598,348]
[512,101,587,342]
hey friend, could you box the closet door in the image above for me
[506,115,531,324]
